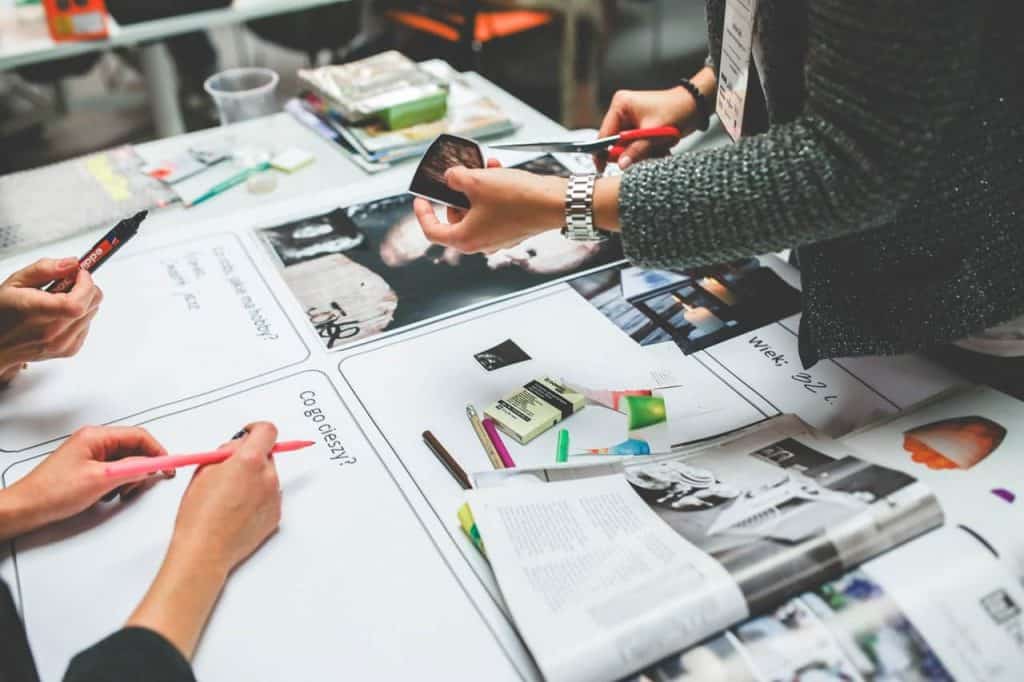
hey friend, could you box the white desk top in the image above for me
[132,69,568,236]
[0,0,352,71]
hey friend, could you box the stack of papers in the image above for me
[290,61,518,169]
[297,50,447,125]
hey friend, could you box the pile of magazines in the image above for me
[291,52,518,171]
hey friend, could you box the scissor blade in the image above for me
[490,141,593,153]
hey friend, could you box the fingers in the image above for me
[598,91,632,139]
[443,166,474,193]
[485,158,502,169]
[12,269,101,320]
[616,140,653,169]
[414,198,460,245]
[445,206,467,224]
[76,425,168,462]
[236,421,279,464]
[65,269,103,318]
[120,476,161,501]
[3,257,78,288]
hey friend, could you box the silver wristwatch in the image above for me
[562,174,606,242]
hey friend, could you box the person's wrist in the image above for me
[166,533,233,583]
[0,483,54,538]
[540,175,570,229]
[664,86,697,130]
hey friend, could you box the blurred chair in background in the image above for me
[382,0,606,125]
[383,0,552,71]
[246,2,366,66]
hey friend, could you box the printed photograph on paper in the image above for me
[256,155,623,350]
[568,258,801,354]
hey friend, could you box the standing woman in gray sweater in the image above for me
[414,1,1023,379]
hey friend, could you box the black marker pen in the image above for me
[45,210,148,294]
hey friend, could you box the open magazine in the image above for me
[466,416,945,682]
[631,384,1024,682]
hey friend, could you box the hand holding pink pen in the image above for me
[103,439,315,479]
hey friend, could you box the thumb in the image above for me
[5,258,79,288]
[444,166,475,193]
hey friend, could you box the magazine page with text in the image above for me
[466,416,943,682]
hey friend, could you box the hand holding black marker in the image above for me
[45,210,148,294]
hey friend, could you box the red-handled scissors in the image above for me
[490,126,681,163]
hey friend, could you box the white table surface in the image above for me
[131,69,569,234]
[0,0,352,71]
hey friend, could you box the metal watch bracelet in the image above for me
[562,174,605,242]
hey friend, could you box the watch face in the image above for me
[408,134,484,209]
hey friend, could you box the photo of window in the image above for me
[568,258,801,354]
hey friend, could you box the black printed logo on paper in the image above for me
[982,589,1021,625]
[474,339,531,372]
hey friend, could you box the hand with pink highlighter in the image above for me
[0,422,283,679]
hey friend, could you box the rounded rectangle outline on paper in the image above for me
[0,232,311,454]
[1,369,532,681]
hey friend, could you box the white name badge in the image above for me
[716,0,759,142]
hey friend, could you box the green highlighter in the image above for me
[555,428,570,463]
[188,161,271,207]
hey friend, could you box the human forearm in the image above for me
[617,0,980,269]
[125,544,229,660]
[0,486,53,541]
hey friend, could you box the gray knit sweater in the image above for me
[618,0,1024,367]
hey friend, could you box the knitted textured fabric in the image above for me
[619,0,1024,367]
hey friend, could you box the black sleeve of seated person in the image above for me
[64,628,195,682]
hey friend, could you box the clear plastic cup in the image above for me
[203,67,280,125]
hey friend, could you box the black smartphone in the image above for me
[408,134,484,210]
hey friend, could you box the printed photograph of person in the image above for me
[622,437,939,612]
[257,156,623,350]
[569,258,801,353]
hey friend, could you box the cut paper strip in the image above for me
[457,503,486,556]
[574,439,651,456]
[473,338,531,372]
[571,384,653,413]
[902,415,1007,470]
[624,395,667,430]
[992,488,1015,503]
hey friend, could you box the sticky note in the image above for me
[271,147,315,173]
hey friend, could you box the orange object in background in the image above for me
[388,9,551,45]
[42,0,110,42]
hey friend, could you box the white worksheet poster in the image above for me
[337,283,962,598]
[336,287,765,597]
[1,371,531,682]
[699,314,962,437]
[0,233,309,452]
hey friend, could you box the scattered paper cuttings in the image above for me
[474,338,531,372]
[992,488,1015,503]
[901,415,1006,470]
